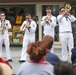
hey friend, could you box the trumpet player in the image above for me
[57,7,76,61]
[0,12,12,62]
[41,7,57,53]
[19,13,37,62]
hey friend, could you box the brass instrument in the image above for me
[1,20,5,34]
[65,3,71,11]
[20,20,31,32]
[20,22,29,32]
[45,16,51,25]
[20,24,26,32]
[45,19,50,25]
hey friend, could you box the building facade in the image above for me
[0,0,76,45]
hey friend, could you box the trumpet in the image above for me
[20,24,26,32]
[45,16,52,25]
[20,23,30,32]
[1,20,5,34]
[65,3,71,11]
[45,19,50,25]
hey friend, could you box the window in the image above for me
[0,5,36,25]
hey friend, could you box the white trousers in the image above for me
[20,35,35,61]
[59,32,74,61]
[0,35,11,60]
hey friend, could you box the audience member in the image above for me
[0,58,12,75]
[71,47,76,75]
[43,35,60,66]
[46,52,60,66]
[54,61,73,75]
[72,65,76,75]
[71,46,76,65]
[16,40,54,75]
[0,57,12,69]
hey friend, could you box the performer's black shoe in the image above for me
[8,59,13,62]
[19,60,25,63]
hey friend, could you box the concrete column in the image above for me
[36,4,42,41]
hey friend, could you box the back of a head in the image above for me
[0,63,12,75]
[42,35,54,50]
[27,41,49,63]
[73,65,76,75]
[54,61,73,75]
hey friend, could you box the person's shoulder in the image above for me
[46,52,60,66]
[46,62,54,69]
[19,62,29,68]
[51,16,56,19]
[21,62,27,65]
[32,20,36,23]
[42,16,46,18]
[47,52,60,61]
[47,52,57,56]
[31,20,37,25]
[5,19,10,22]
[52,15,56,18]
[23,20,26,22]
[57,15,60,17]
[57,14,63,17]
[71,46,76,53]
[22,20,27,24]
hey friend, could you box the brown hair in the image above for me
[54,61,73,75]
[42,35,54,50]
[0,12,5,15]
[27,41,49,62]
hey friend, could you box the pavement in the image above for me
[1,46,71,75]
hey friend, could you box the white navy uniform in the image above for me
[57,14,76,61]
[0,19,12,60]
[41,15,57,53]
[20,19,37,61]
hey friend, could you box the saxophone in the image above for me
[1,20,5,34]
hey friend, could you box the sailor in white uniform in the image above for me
[0,12,12,62]
[19,13,37,62]
[57,7,76,61]
[41,7,57,53]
